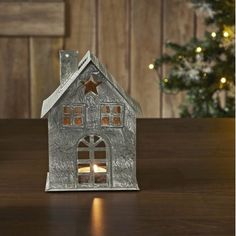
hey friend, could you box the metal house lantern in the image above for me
[41,51,140,191]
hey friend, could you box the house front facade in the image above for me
[42,51,140,191]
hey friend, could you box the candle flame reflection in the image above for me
[91,198,104,236]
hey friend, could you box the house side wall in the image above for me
[47,64,137,189]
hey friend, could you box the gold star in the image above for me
[82,75,102,95]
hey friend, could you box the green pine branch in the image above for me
[153,0,235,117]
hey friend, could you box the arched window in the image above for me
[77,135,109,186]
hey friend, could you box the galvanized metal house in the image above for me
[41,50,140,191]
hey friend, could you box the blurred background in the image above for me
[0,0,234,118]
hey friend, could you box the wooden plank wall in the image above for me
[0,0,204,118]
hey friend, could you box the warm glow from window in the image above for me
[78,166,90,173]
[93,164,106,173]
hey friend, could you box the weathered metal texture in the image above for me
[60,50,79,84]
[42,51,139,191]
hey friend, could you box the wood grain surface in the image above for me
[162,0,194,117]
[131,0,162,117]
[0,1,219,118]
[0,119,234,236]
[64,0,96,56]
[30,38,63,118]
[0,2,65,36]
[0,38,30,118]
[98,0,129,92]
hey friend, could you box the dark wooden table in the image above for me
[0,119,234,236]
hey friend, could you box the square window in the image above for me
[101,116,109,126]
[62,105,85,127]
[74,106,82,115]
[64,106,71,114]
[78,163,90,173]
[74,117,82,126]
[113,116,121,126]
[113,106,121,113]
[101,105,110,113]
[94,174,107,184]
[78,175,90,184]
[78,151,89,159]
[63,117,71,125]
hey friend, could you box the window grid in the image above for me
[100,104,124,127]
[77,135,108,186]
[63,105,85,127]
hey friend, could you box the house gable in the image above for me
[41,51,141,118]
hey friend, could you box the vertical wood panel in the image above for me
[131,0,161,117]
[64,0,96,56]
[196,14,216,38]
[0,1,205,118]
[0,38,29,118]
[196,15,206,38]
[162,0,194,117]
[30,38,63,118]
[98,0,129,92]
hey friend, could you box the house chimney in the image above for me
[60,50,79,84]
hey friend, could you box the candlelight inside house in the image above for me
[42,51,139,191]
[0,0,234,235]
[78,164,107,174]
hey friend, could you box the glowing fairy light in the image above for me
[195,47,202,53]
[211,32,216,38]
[148,64,154,70]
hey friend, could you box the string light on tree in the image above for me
[151,0,235,117]
[148,63,154,70]
[223,31,229,37]
[220,77,227,84]
[211,32,217,38]
[195,47,202,53]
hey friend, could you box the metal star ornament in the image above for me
[82,75,102,95]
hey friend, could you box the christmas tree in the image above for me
[152,0,235,117]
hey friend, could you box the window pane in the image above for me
[78,175,90,184]
[113,105,121,113]
[84,136,90,143]
[78,151,89,159]
[96,141,105,147]
[94,135,100,143]
[74,117,82,126]
[101,116,109,126]
[113,116,121,126]
[93,163,107,173]
[94,174,107,184]
[94,151,106,159]
[74,106,82,115]
[78,141,88,147]
[101,105,110,113]
[63,117,71,125]
[64,106,71,114]
[78,163,90,173]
